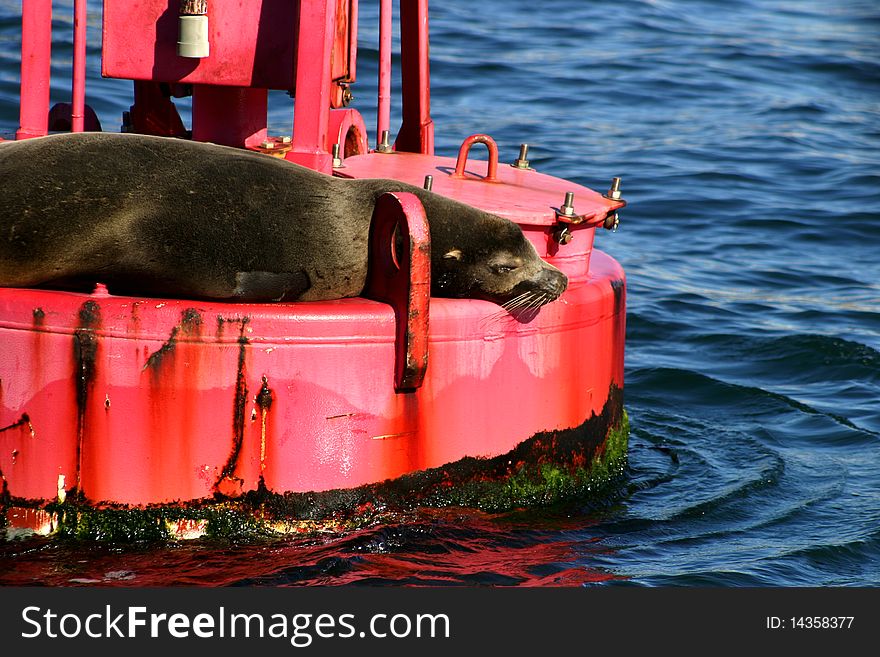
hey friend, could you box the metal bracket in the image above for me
[364,192,431,392]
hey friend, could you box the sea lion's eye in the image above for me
[492,264,518,274]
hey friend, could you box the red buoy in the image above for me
[1,0,628,539]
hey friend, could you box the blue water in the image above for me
[1,0,878,586]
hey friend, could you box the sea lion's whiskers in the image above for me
[478,309,511,330]
[501,292,531,311]
[479,292,535,329]
[480,288,556,328]
[504,292,539,320]
[509,292,553,322]
[505,293,538,312]
[530,293,549,309]
[523,292,545,310]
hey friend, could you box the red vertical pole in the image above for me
[286,0,337,173]
[377,0,392,149]
[16,0,53,140]
[395,0,433,155]
[348,0,359,82]
[71,0,87,132]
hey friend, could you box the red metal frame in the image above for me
[71,0,87,133]
[16,1,435,163]
[286,0,338,171]
[394,0,433,154]
[16,0,52,139]
[377,0,392,147]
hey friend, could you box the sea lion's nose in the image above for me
[541,268,568,298]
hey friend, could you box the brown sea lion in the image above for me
[0,132,566,307]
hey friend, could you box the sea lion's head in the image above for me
[427,203,568,310]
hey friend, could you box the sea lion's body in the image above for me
[0,132,566,306]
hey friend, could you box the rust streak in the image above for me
[215,318,250,490]
[143,308,203,370]
[326,413,355,420]
[371,431,417,441]
[143,325,180,371]
[256,376,273,474]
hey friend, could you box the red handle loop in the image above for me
[452,134,499,182]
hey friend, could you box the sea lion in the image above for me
[0,132,566,307]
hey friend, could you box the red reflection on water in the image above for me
[0,508,624,587]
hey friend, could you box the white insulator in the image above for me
[177,14,209,58]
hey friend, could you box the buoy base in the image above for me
[3,392,627,542]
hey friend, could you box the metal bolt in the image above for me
[332,143,344,168]
[280,135,292,144]
[512,143,531,169]
[603,211,620,232]
[341,86,354,106]
[604,177,622,200]
[560,191,575,216]
[376,130,392,153]
[423,175,434,191]
[554,225,573,244]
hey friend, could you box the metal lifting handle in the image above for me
[452,134,499,182]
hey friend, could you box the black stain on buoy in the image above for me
[609,278,626,381]
[215,317,251,492]
[0,413,31,434]
[73,300,101,497]
[74,301,100,415]
[143,308,203,370]
[610,278,625,317]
